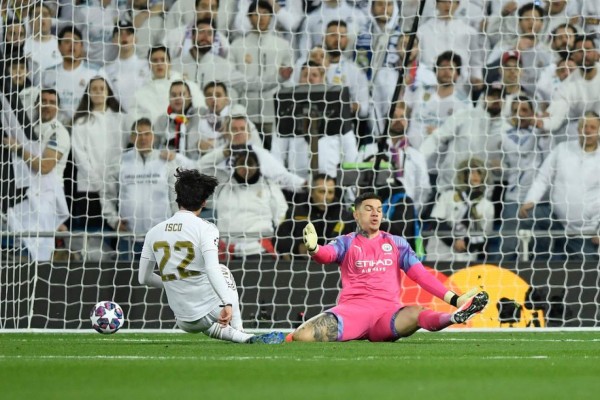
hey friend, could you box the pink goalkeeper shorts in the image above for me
[327,301,403,342]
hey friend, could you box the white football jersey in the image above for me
[141,210,225,321]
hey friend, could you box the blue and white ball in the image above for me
[90,301,125,334]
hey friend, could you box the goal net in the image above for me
[1,0,599,331]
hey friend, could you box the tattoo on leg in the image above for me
[308,314,339,342]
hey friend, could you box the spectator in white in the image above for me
[298,0,369,61]
[103,20,150,112]
[548,23,578,62]
[496,50,530,117]
[520,111,600,261]
[198,113,306,190]
[101,118,180,259]
[131,46,204,123]
[231,0,304,39]
[71,76,125,230]
[171,17,244,96]
[127,0,167,61]
[272,61,322,179]
[417,0,484,95]
[153,80,202,162]
[372,32,437,134]
[165,0,230,37]
[165,0,229,60]
[197,81,262,152]
[42,26,98,127]
[323,20,370,119]
[214,150,288,260]
[538,34,600,143]
[9,56,39,120]
[544,0,580,35]
[228,0,294,142]
[535,56,577,112]
[577,0,600,44]
[498,95,552,261]
[420,84,509,192]
[354,0,400,81]
[487,2,554,94]
[383,101,431,212]
[197,80,228,152]
[425,157,495,262]
[23,3,62,82]
[404,50,472,148]
[2,89,71,261]
[72,0,119,66]
[487,0,579,46]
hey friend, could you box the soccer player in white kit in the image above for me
[138,168,284,344]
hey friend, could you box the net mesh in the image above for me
[1,0,599,330]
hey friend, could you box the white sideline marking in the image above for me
[4,337,600,344]
[0,355,559,362]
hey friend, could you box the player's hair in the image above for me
[354,192,382,209]
[203,80,228,95]
[174,168,219,211]
[434,50,462,75]
[148,45,171,62]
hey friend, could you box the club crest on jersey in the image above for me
[382,243,392,252]
[214,237,219,247]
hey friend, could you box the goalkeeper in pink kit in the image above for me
[288,193,489,342]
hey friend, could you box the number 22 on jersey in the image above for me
[153,241,200,281]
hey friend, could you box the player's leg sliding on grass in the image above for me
[138,169,284,344]
[288,192,489,343]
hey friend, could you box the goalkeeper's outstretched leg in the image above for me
[287,291,490,342]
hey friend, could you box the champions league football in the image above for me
[90,301,125,334]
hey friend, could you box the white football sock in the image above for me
[205,323,254,343]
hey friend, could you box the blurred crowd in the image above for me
[0,0,599,263]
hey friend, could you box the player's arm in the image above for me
[397,237,476,308]
[201,226,235,308]
[406,262,477,308]
[138,239,163,288]
[138,257,164,288]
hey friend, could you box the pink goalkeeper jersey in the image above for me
[313,231,447,306]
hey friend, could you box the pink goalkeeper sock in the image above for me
[417,310,453,332]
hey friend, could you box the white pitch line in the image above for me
[3,337,600,344]
[0,354,572,362]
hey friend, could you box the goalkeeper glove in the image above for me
[444,287,480,307]
[456,288,480,308]
[302,222,318,253]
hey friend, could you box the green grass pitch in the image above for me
[1,331,599,400]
